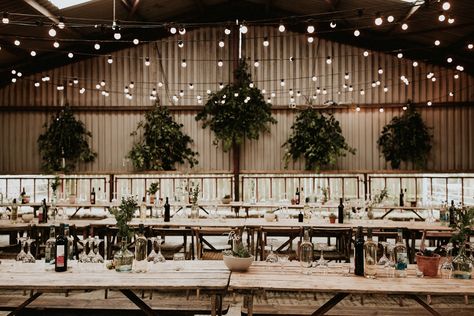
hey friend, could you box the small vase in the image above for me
[367,207,374,220]
[114,237,134,272]
[452,246,473,279]
[190,203,199,219]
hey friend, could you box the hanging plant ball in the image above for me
[377,106,432,169]
[37,106,96,173]
[282,108,355,171]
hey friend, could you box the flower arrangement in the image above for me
[110,196,138,239]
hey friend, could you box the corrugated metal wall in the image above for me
[0,27,473,173]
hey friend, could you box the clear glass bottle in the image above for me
[114,237,134,272]
[64,224,74,260]
[10,199,18,223]
[133,224,148,273]
[140,197,147,222]
[299,229,313,274]
[393,229,408,277]
[452,245,472,279]
[364,228,377,278]
[44,225,56,270]
[303,198,311,223]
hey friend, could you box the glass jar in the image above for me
[114,237,134,272]
[452,246,473,279]
[190,203,199,219]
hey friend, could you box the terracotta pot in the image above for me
[416,253,441,277]
[150,195,155,204]
[329,216,336,224]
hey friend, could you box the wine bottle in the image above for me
[399,189,404,207]
[295,187,300,205]
[164,197,170,222]
[90,187,96,205]
[10,199,18,223]
[55,224,68,272]
[20,187,26,204]
[299,229,313,274]
[140,197,147,222]
[298,209,303,222]
[364,228,377,278]
[338,198,344,224]
[44,225,56,270]
[393,229,408,278]
[41,199,48,224]
[449,200,456,227]
[303,197,311,223]
[354,226,364,276]
[133,224,148,273]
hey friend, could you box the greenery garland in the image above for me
[195,60,277,151]
[37,106,96,173]
[128,102,198,170]
[377,106,432,169]
[282,108,355,171]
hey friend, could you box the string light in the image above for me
[289,56,295,62]
[58,17,65,29]
[254,60,260,67]
[454,73,459,79]
[322,88,327,95]
[179,90,184,97]
[30,50,36,56]
[378,67,383,74]
[17,72,22,77]
[11,70,16,75]
[379,107,384,113]
[219,83,224,89]
[101,80,107,87]
[307,36,314,43]
[427,101,432,106]
[356,106,361,112]
[448,18,455,24]
[353,29,360,37]
[412,61,418,67]
[289,89,294,96]
[57,85,64,91]
[124,86,129,93]
[371,81,376,87]
[178,27,186,35]
[402,105,408,111]
[249,82,254,88]
[278,24,285,32]
[79,88,86,94]
[68,52,73,58]
[73,78,79,84]
[133,39,139,45]
[387,15,394,23]
[326,56,332,64]
[348,85,353,92]
[14,39,20,46]
[113,23,121,40]
[53,41,60,48]
[94,43,100,50]
[169,26,177,34]
[360,89,365,95]
[397,53,403,59]
[107,56,113,64]
[2,12,9,24]
[449,91,454,97]
[48,25,57,37]
[263,37,269,47]
[240,25,248,34]
[224,27,231,35]
[307,25,315,34]
[438,14,446,22]
[434,40,440,46]
[217,59,224,67]
[442,2,451,11]
[468,43,473,49]
[374,14,383,26]
[456,65,464,71]
[144,57,150,66]
[129,81,135,89]
[330,21,337,28]
[383,86,388,92]
[311,76,317,82]
[218,39,225,48]
[158,82,163,87]
[344,73,350,80]
[181,59,187,68]
[34,82,40,87]
[95,84,101,89]
[152,88,157,95]
[401,23,408,30]
[178,40,184,48]
[280,79,285,87]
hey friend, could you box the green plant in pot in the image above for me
[282,108,355,171]
[221,194,231,204]
[223,228,253,271]
[109,196,137,272]
[450,207,474,279]
[329,213,337,224]
[147,182,159,204]
[415,249,441,277]
[377,105,432,169]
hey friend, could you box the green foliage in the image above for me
[451,207,474,245]
[232,243,251,258]
[129,103,198,170]
[377,106,432,169]
[190,183,200,205]
[195,60,277,151]
[147,182,160,195]
[110,196,137,239]
[282,108,355,171]
[37,106,96,173]
[50,176,61,192]
[372,188,389,205]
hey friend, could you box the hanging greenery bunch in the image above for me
[377,106,432,169]
[128,102,198,170]
[37,106,96,173]
[282,108,355,171]
[195,60,277,151]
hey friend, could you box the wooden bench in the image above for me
[0,296,230,316]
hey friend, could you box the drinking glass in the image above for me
[385,243,396,277]
[23,238,36,263]
[278,254,289,270]
[16,237,27,261]
[173,252,185,271]
[313,243,329,273]
[377,241,390,266]
[265,238,278,263]
[92,237,104,263]
[440,244,454,279]
[154,236,166,263]
[147,237,158,262]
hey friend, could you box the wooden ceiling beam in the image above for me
[22,0,59,24]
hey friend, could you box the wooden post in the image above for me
[231,23,241,202]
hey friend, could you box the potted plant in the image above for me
[222,228,254,272]
[377,105,432,169]
[450,207,474,279]
[189,184,200,219]
[147,182,159,204]
[416,249,441,277]
[110,196,137,272]
[282,108,355,171]
[264,209,277,222]
[329,213,337,224]
[221,194,232,204]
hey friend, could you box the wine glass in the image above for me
[16,237,27,261]
[265,238,279,263]
[377,241,390,266]
[92,237,104,263]
[278,254,289,270]
[23,238,36,263]
[147,237,158,262]
[154,236,166,263]
[440,244,454,279]
[313,243,329,273]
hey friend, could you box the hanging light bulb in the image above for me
[449,91,454,97]
[401,23,408,30]
[30,50,36,56]
[80,88,86,94]
[129,81,135,89]
[454,73,459,79]
[448,18,455,24]
[378,67,383,74]
[263,37,269,47]
[34,82,40,87]
[376,80,381,86]
[179,27,186,35]
[68,52,73,58]
[188,83,194,90]
[73,78,79,84]
[356,106,361,112]
[363,51,369,57]
[271,92,276,97]
[467,43,473,50]
[2,12,9,24]
[296,91,301,97]
[219,82,224,89]
[379,107,384,113]
[330,21,337,28]
[456,65,464,71]
[371,81,376,87]
[427,101,432,106]
[326,56,332,64]
[53,41,60,48]
[278,24,285,32]
[158,82,163,87]
[442,2,451,11]
[152,88,157,95]
[322,88,327,95]
[181,59,187,68]
[124,86,129,93]
[14,39,20,46]
[397,52,403,59]
[133,38,139,45]
[179,90,184,97]
[58,17,65,29]
[360,89,365,95]
[94,43,100,50]
[374,14,383,26]
[217,59,224,67]
[177,40,184,48]
[144,57,150,66]
[344,72,350,80]
[289,56,295,62]
[280,79,285,87]
[114,29,121,40]
[48,25,57,37]
[402,105,408,111]
[289,89,294,96]
[16,72,22,77]
[254,60,260,67]
[312,75,317,82]
[107,56,113,64]
[412,61,418,67]
[434,40,440,46]
[95,84,101,89]
[353,29,360,37]
[218,39,225,48]
[307,25,315,34]
[224,27,231,35]
[240,24,248,34]
[438,14,446,22]
[307,36,314,43]
[100,80,106,86]
[170,26,177,34]
[387,15,394,23]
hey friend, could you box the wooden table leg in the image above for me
[243,293,254,316]
[407,294,442,316]
[120,289,155,316]
[211,294,216,316]
[311,292,349,316]
[7,291,42,316]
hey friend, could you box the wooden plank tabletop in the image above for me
[229,262,474,295]
[0,260,230,291]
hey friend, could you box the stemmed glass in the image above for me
[92,237,104,263]
[440,243,454,279]
[385,243,396,277]
[23,238,36,263]
[16,237,27,261]
[265,238,278,263]
[147,237,158,262]
[313,243,329,272]
[154,236,166,263]
[377,241,390,266]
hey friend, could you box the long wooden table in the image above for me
[0,259,230,316]
[230,262,474,316]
